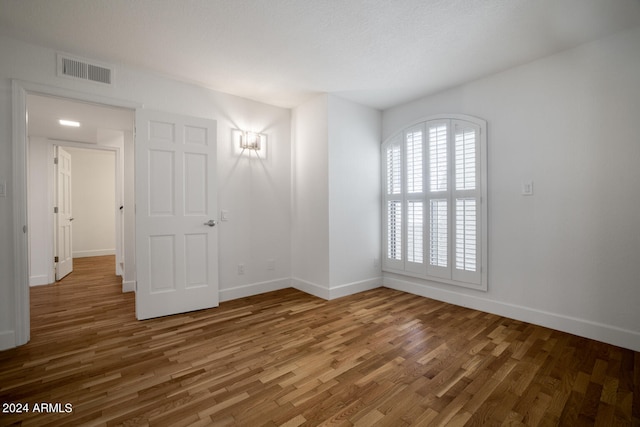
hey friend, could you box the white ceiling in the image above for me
[3,0,640,111]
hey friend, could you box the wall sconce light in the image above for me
[233,129,267,157]
[239,131,263,151]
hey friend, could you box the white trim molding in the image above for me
[12,80,30,348]
[291,277,383,301]
[291,277,330,300]
[0,330,16,351]
[73,249,117,258]
[328,277,382,300]
[29,275,50,287]
[122,280,136,293]
[220,278,292,302]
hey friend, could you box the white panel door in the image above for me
[56,146,73,280]
[135,110,219,320]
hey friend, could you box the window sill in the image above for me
[381,266,488,292]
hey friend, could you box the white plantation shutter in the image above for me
[455,198,477,270]
[383,138,404,269]
[387,143,401,196]
[452,120,482,284]
[382,115,486,290]
[406,127,423,194]
[406,200,424,272]
[429,123,448,193]
[404,125,425,273]
[455,127,476,191]
[426,121,451,279]
[429,199,448,268]
[387,201,402,261]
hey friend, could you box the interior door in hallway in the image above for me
[55,146,73,280]
[135,110,219,320]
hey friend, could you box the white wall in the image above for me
[217,104,293,301]
[382,26,640,351]
[66,147,116,258]
[291,94,330,297]
[0,34,292,349]
[327,95,382,297]
[291,94,382,299]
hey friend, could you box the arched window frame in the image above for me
[381,114,488,291]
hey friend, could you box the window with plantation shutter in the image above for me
[382,115,487,291]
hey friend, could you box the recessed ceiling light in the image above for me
[59,119,80,127]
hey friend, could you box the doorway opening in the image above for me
[53,145,117,282]
[12,81,139,347]
[25,91,136,319]
[13,81,220,349]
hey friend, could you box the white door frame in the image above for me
[12,80,139,347]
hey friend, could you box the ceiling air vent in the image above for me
[57,53,114,86]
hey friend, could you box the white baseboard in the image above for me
[291,277,330,300]
[29,275,50,287]
[122,280,135,293]
[383,274,640,352]
[329,277,382,300]
[73,249,116,258]
[220,278,291,302]
[0,330,16,351]
[290,277,383,300]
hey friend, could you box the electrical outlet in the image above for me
[521,180,534,196]
[237,264,245,275]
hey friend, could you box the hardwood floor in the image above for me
[1,256,638,426]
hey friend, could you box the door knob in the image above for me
[204,220,217,227]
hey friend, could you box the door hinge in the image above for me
[54,206,58,213]
[23,225,28,233]
[54,157,58,165]
[54,256,59,263]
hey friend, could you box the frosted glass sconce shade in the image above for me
[239,131,263,150]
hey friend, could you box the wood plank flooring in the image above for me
[1,256,638,426]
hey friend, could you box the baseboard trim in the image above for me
[73,249,116,258]
[29,275,50,287]
[122,280,135,293]
[291,277,330,300]
[220,278,291,302]
[0,330,16,351]
[383,275,640,352]
[329,277,382,300]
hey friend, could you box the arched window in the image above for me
[382,115,487,290]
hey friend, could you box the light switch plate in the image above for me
[521,180,534,196]
[221,209,229,221]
